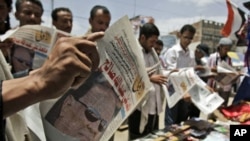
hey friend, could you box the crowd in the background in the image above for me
[0,0,246,141]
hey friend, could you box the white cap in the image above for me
[219,37,233,46]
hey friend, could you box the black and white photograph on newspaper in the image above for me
[45,71,123,141]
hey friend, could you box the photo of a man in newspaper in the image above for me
[45,71,122,141]
[11,45,34,73]
[166,81,175,97]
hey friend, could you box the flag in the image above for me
[221,0,246,43]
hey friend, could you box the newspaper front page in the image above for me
[39,15,151,141]
[165,68,205,108]
[1,16,151,141]
[165,68,224,114]
[0,25,70,71]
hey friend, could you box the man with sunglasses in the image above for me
[45,72,122,141]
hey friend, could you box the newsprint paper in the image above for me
[164,68,206,108]
[1,16,151,141]
[164,67,225,115]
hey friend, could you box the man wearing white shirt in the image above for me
[207,37,233,107]
[128,23,168,140]
[163,24,202,126]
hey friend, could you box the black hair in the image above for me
[197,43,209,56]
[15,0,43,12]
[51,7,72,21]
[0,0,12,34]
[139,23,160,39]
[90,5,110,19]
[156,39,163,46]
[180,24,196,34]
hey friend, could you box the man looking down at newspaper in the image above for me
[162,24,212,127]
[0,31,104,141]
[207,37,235,107]
[128,23,168,140]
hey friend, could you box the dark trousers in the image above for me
[128,109,159,140]
[165,99,192,126]
[189,103,200,118]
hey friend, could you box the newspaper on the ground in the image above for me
[39,15,151,141]
[165,68,207,108]
[215,61,249,86]
[188,83,224,115]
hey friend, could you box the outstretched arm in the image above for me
[1,32,104,118]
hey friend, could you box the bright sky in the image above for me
[10,0,250,36]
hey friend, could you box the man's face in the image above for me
[141,35,158,52]
[179,30,194,50]
[89,9,111,32]
[219,45,230,57]
[12,46,33,72]
[54,83,119,141]
[53,11,73,33]
[195,49,205,60]
[154,43,163,56]
[15,1,43,26]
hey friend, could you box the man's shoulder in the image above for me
[209,52,217,58]
[165,45,178,55]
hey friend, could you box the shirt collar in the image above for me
[176,43,189,53]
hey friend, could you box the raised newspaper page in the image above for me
[165,68,207,108]
[0,25,70,71]
[40,15,151,141]
[215,61,248,86]
[188,83,224,115]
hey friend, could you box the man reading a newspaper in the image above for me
[207,37,235,107]
[128,23,168,140]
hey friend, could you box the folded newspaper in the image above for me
[2,16,152,141]
[165,68,224,114]
[165,68,208,108]
[188,84,224,115]
[215,61,249,86]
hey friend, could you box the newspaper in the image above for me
[39,15,151,141]
[0,25,70,141]
[188,84,224,115]
[215,61,248,86]
[165,68,207,108]
[0,25,70,71]
[1,16,151,141]
[196,66,216,77]
[165,67,224,114]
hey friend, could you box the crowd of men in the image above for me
[0,0,244,141]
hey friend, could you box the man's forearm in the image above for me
[2,74,45,118]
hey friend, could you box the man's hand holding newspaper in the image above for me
[1,16,152,141]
